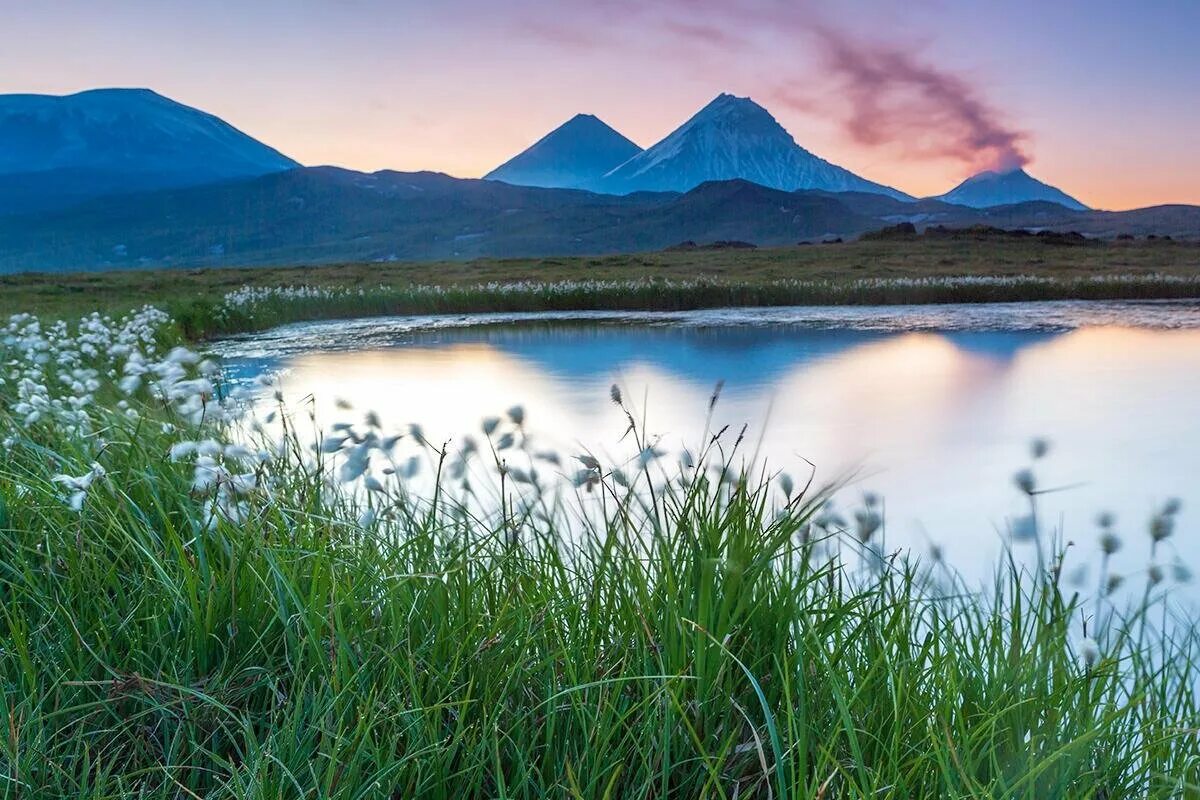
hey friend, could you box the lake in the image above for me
[215,299,1200,586]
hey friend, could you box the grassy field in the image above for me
[3,240,1200,796]
[3,237,1199,325]
[1,305,1198,797]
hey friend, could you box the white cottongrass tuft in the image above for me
[1150,513,1175,543]
[51,463,106,513]
[1030,437,1051,460]
[854,508,883,543]
[1078,637,1101,670]
[1010,514,1038,542]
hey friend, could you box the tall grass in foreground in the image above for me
[2,309,1200,798]
[176,274,1200,339]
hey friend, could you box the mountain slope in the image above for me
[0,168,1193,272]
[484,114,642,190]
[599,93,911,200]
[936,168,1088,210]
[0,169,878,271]
[0,88,298,212]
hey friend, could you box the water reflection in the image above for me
[217,303,1200,586]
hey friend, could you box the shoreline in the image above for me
[3,237,1199,331]
[210,296,1200,360]
[190,275,1200,340]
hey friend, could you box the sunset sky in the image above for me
[3,0,1197,209]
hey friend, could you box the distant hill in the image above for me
[0,88,298,213]
[484,114,641,191]
[1,167,1196,273]
[0,169,878,271]
[935,168,1088,210]
[598,93,912,200]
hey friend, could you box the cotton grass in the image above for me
[1,305,1199,797]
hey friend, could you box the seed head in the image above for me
[637,446,665,468]
[854,509,882,543]
[1150,514,1174,543]
[506,405,525,426]
[1078,637,1100,670]
[1013,468,1036,496]
[1010,514,1038,542]
[1030,437,1051,460]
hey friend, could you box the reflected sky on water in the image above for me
[215,301,1200,586]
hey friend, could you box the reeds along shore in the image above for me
[176,274,1200,338]
[1,305,1199,798]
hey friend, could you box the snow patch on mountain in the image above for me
[935,168,1088,210]
[484,113,641,191]
[599,93,911,200]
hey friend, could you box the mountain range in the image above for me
[424,95,916,200]
[0,87,1194,272]
[482,94,1084,208]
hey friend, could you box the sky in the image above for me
[2,0,1198,209]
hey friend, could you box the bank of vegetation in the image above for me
[0,305,1197,797]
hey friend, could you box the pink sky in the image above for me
[2,0,1198,209]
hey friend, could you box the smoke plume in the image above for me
[517,1,1031,171]
[777,27,1029,172]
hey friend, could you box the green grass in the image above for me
[184,272,1200,339]
[1,307,1199,797]
[3,237,1199,329]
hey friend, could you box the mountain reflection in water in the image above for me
[217,303,1200,587]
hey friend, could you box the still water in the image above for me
[215,300,1200,582]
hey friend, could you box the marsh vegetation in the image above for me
[1,304,1198,797]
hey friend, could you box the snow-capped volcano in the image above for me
[485,114,642,191]
[935,167,1088,210]
[598,93,911,200]
[0,88,297,182]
